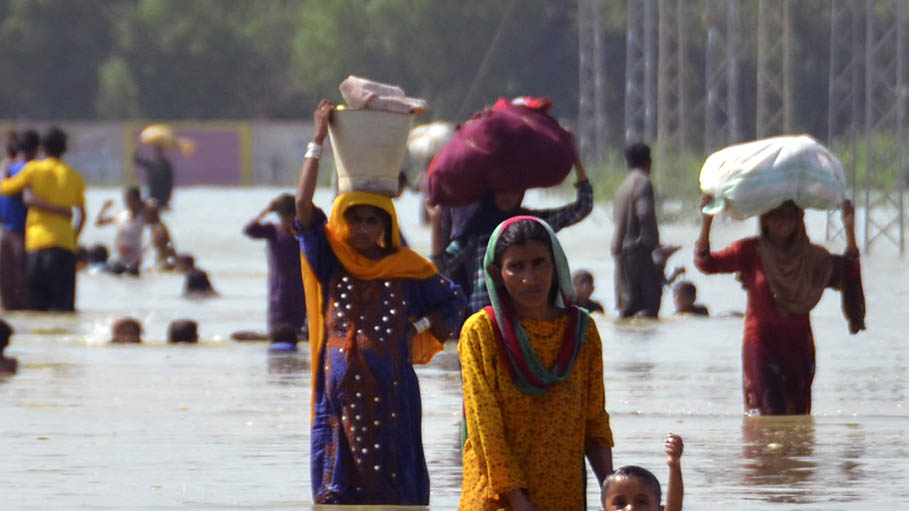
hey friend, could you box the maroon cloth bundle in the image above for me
[425,98,575,206]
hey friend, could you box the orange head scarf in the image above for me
[300,191,444,422]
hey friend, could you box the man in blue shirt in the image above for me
[0,131,34,310]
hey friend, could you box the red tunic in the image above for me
[696,238,822,414]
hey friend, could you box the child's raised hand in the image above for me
[664,433,683,466]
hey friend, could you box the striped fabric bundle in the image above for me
[700,135,848,219]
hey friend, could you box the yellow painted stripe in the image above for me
[238,122,253,185]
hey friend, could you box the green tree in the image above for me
[0,0,117,119]
[292,0,581,121]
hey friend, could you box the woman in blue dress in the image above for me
[295,100,466,505]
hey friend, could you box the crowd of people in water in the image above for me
[0,97,864,510]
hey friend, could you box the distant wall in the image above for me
[0,120,315,186]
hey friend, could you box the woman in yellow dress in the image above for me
[458,215,614,511]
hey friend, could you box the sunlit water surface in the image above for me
[1,187,906,509]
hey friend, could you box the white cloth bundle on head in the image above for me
[699,135,848,219]
[407,122,455,160]
[339,75,428,114]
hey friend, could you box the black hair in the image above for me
[270,193,296,217]
[88,243,109,264]
[19,130,39,159]
[624,142,652,170]
[5,130,19,158]
[168,319,199,343]
[184,268,214,294]
[41,126,67,157]
[572,269,594,285]
[491,218,558,302]
[175,253,195,270]
[674,280,697,299]
[111,317,142,343]
[603,465,662,505]
[75,245,89,264]
[492,218,552,267]
[269,323,298,345]
[124,186,141,200]
[0,319,12,348]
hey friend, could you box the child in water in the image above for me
[168,320,199,343]
[95,186,146,275]
[572,268,606,313]
[0,319,18,373]
[602,433,684,511]
[673,281,709,316]
[145,201,177,271]
[110,317,142,343]
[243,193,307,337]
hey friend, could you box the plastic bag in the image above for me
[338,75,428,114]
[699,135,847,219]
[407,122,455,160]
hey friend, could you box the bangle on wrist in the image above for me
[305,141,323,160]
[412,316,431,334]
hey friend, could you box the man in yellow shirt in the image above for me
[0,127,86,311]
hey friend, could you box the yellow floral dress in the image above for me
[458,309,614,511]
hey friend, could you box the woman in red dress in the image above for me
[694,197,863,415]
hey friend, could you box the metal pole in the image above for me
[897,0,905,253]
[864,0,872,253]
[645,0,657,141]
[728,0,740,142]
[783,0,793,133]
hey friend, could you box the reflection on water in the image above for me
[836,423,867,493]
[267,352,310,377]
[742,416,816,503]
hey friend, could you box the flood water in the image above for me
[1,187,906,509]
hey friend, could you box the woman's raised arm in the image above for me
[296,100,334,230]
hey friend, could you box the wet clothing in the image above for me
[434,180,593,314]
[26,247,76,311]
[681,304,709,316]
[577,297,605,314]
[458,310,613,511]
[135,153,173,208]
[695,237,860,414]
[0,161,28,309]
[0,229,27,309]
[113,210,145,269]
[243,220,306,333]
[0,161,28,232]
[1,157,85,253]
[298,200,465,506]
[612,169,661,317]
[459,215,613,511]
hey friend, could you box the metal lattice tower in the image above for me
[578,0,607,164]
[625,0,657,143]
[863,0,906,254]
[756,0,793,138]
[656,0,687,177]
[704,0,741,153]
[825,0,864,242]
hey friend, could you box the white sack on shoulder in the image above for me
[339,75,428,114]
[699,135,848,219]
